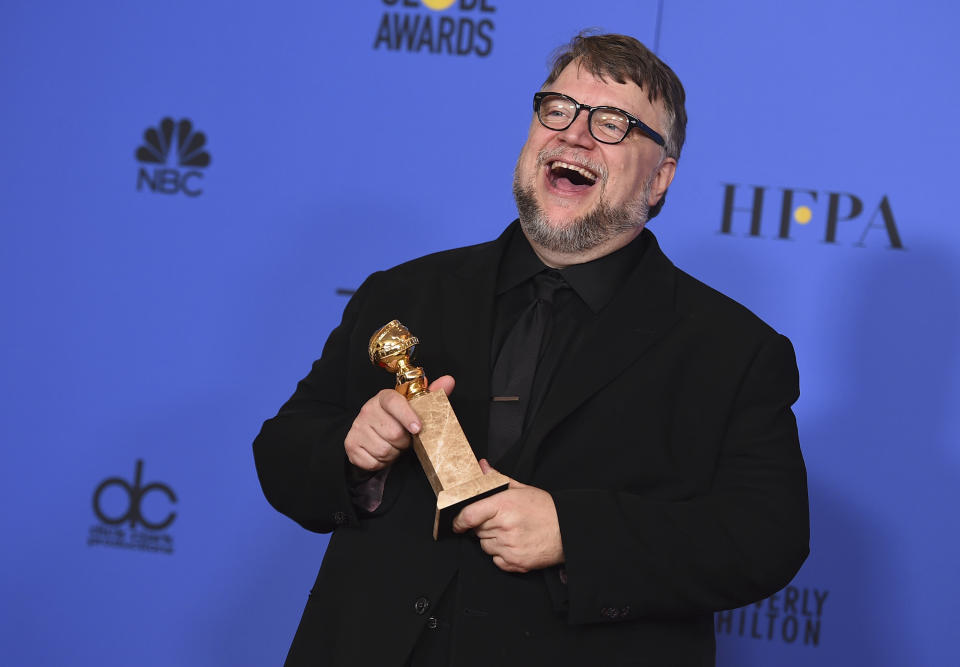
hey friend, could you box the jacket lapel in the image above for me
[513,230,685,479]
[433,223,515,457]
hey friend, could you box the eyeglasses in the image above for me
[533,92,665,147]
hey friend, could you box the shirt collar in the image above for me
[496,224,548,295]
[497,224,649,313]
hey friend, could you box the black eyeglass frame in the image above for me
[533,91,666,147]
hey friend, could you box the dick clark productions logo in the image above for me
[88,459,177,554]
[135,117,211,197]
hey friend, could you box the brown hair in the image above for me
[544,32,687,160]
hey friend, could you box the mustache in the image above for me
[534,147,608,183]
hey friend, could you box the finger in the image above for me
[356,425,405,462]
[345,438,397,470]
[472,526,501,540]
[428,374,455,396]
[374,390,423,438]
[492,555,526,574]
[353,393,413,447]
[452,498,499,533]
[479,536,500,556]
[345,444,386,471]
[345,417,405,465]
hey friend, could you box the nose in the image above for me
[556,110,596,149]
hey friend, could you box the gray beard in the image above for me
[512,164,652,255]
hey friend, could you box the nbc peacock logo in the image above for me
[135,117,212,197]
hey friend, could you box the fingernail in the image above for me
[409,422,420,434]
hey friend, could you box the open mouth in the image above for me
[547,160,598,191]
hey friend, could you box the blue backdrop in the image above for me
[2,1,958,664]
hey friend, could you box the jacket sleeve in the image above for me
[252,276,377,534]
[552,333,810,623]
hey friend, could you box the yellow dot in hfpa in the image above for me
[794,206,812,224]
[422,0,456,9]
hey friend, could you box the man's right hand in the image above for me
[344,375,455,471]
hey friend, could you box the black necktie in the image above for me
[487,270,568,463]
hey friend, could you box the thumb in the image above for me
[478,459,526,489]
[428,374,455,396]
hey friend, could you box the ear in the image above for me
[647,157,677,207]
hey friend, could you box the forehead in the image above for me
[548,61,660,124]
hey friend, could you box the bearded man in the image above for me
[254,32,809,667]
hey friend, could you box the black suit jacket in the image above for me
[253,223,809,667]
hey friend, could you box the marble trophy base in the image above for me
[408,389,509,539]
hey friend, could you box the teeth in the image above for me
[551,160,597,184]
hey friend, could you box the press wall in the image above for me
[2,2,957,664]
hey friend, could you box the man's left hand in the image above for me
[452,460,565,573]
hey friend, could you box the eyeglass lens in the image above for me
[538,94,630,143]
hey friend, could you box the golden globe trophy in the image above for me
[369,320,509,539]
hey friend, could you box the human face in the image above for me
[513,62,676,264]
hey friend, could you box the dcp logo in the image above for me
[92,459,177,530]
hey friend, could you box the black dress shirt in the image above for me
[489,225,649,465]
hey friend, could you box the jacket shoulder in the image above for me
[673,267,786,342]
[382,237,500,278]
